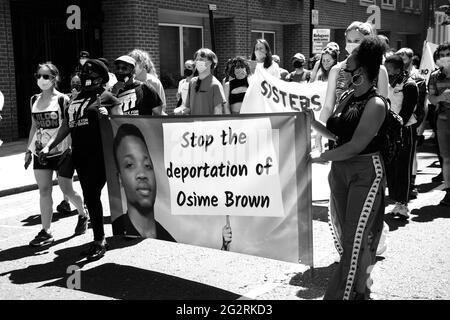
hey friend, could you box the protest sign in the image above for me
[312,29,330,54]
[100,113,313,265]
[419,40,438,83]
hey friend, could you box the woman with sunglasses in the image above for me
[25,62,89,247]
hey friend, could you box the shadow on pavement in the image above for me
[21,213,111,227]
[289,263,337,300]
[384,213,409,232]
[0,236,143,285]
[410,205,450,223]
[44,262,241,300]
[416,181,444,193]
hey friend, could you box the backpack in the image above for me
[410,75,427,125]
[335,89,404,164]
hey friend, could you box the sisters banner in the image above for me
[100,113,312,265]
[241,64,328,118]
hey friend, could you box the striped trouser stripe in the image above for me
[342,155,383,300]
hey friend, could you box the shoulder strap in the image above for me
[30,94,39,110]
[57,95,66,119]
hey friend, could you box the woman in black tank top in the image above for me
[311,37,388,300]
[223,57,250,114]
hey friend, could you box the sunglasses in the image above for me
[34,73,54,80]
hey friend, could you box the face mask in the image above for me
[389,73,403,87]
[255,51,266,61]
[37,78,53,91]
[437,56,450,70]
[184,69,194,77]
[234,68,247,80]
[115,73,132,83]
[293,60,304,69]
[79,58,87,66]
[345,43,359,55]
[195,61,208,74]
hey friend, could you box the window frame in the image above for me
[251,30,276,54]
[381,0,396,11]
[158,23,204,77]
[359,0,375,6]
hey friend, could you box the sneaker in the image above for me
[391,202,409,220]
[432,172,443,183]
[439,191,450,206]
[81,242,107,261]
[409,186,418,200]
[56,200,72,214]
[74,214,89,235]
[29,229,54,247]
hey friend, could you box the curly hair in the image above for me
[228,56,250,78]
[353,36,385,82]
[127,49,157,77]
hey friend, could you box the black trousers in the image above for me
[72,149,106,241]
[386,125,417,203]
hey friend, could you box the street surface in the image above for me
[0,133,449,300]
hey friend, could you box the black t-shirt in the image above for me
[116,80,162,115]
[327,88,384,155]
[66,88,121,153]
[112,213,176,242]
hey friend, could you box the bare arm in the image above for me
[309,60,321,83]
[214,104,223,115]
[320,97,386,162]
[223,82,231,114]
[45,119,70,152]
[319,65,340,124]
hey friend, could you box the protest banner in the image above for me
[419,40,438,83]
[100,113,313,265]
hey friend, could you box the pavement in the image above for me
[0,132,449,302]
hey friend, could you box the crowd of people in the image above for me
[19,19,450,300]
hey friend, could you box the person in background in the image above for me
[174,60,195,115]
[25,62,89,247]
[40,59,123,261]
[412,55,421,70]
[427,43,450,206]
[222,58,234,86]
[251,39,280,78]
[223,56,251,114]
[285,53,311,83]
[111,55,163,116]
[127,49,167,114]
[98,57,118,91]
[184,48,227,115]
[73,50,90,77]
[384,54,418,220]
[272,55,289,80]
[310,43,340,82]
[396,48,420,78]
[312,36,388,300]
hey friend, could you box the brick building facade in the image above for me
[0,0,429,143]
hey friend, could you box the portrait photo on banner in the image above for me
[99,113,313,265]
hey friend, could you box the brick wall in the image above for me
[0,0,18,143]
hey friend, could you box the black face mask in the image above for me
[293,61,304,68]
[184,69,194,77]
[389,72,404,87]
[80,73,102,89]
[115,73,132,83]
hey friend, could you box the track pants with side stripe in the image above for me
[324,153,386,300]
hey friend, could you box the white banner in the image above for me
[241,65,327,116]
[419,40,438,84]
[162,118,284,217]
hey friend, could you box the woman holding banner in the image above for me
[311,36,387,300]
[250,39,280,78]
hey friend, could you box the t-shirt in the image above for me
[177,78,190,108]
[145,73,167,111]
[258,61,281,78]
[66,88,121,153]
[387,78,418,126]
[428,69,450,111]
[112,213,176,242]
[30,93,70,157]
[116,80,162,115]
[185,74,227,115]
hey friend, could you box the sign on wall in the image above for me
[312,29,330,54]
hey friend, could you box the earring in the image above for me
[352,74,364,87]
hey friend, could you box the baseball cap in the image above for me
[292,53,306,62]
[114,55,136,67]
[79,51,90,58]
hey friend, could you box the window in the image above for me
[329,0,346,2]
[401,0,422,13]
[359,0,375,6]
[159,24,203,89]
[402,0,414,9]
[381,0,396,10]
[251,31,276,54]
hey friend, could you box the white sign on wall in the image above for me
[312,29,330,54]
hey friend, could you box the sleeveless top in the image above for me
[29,94,69,157]
[335,62,380,102]
[228,78,249,105]
[326,88,384,155]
